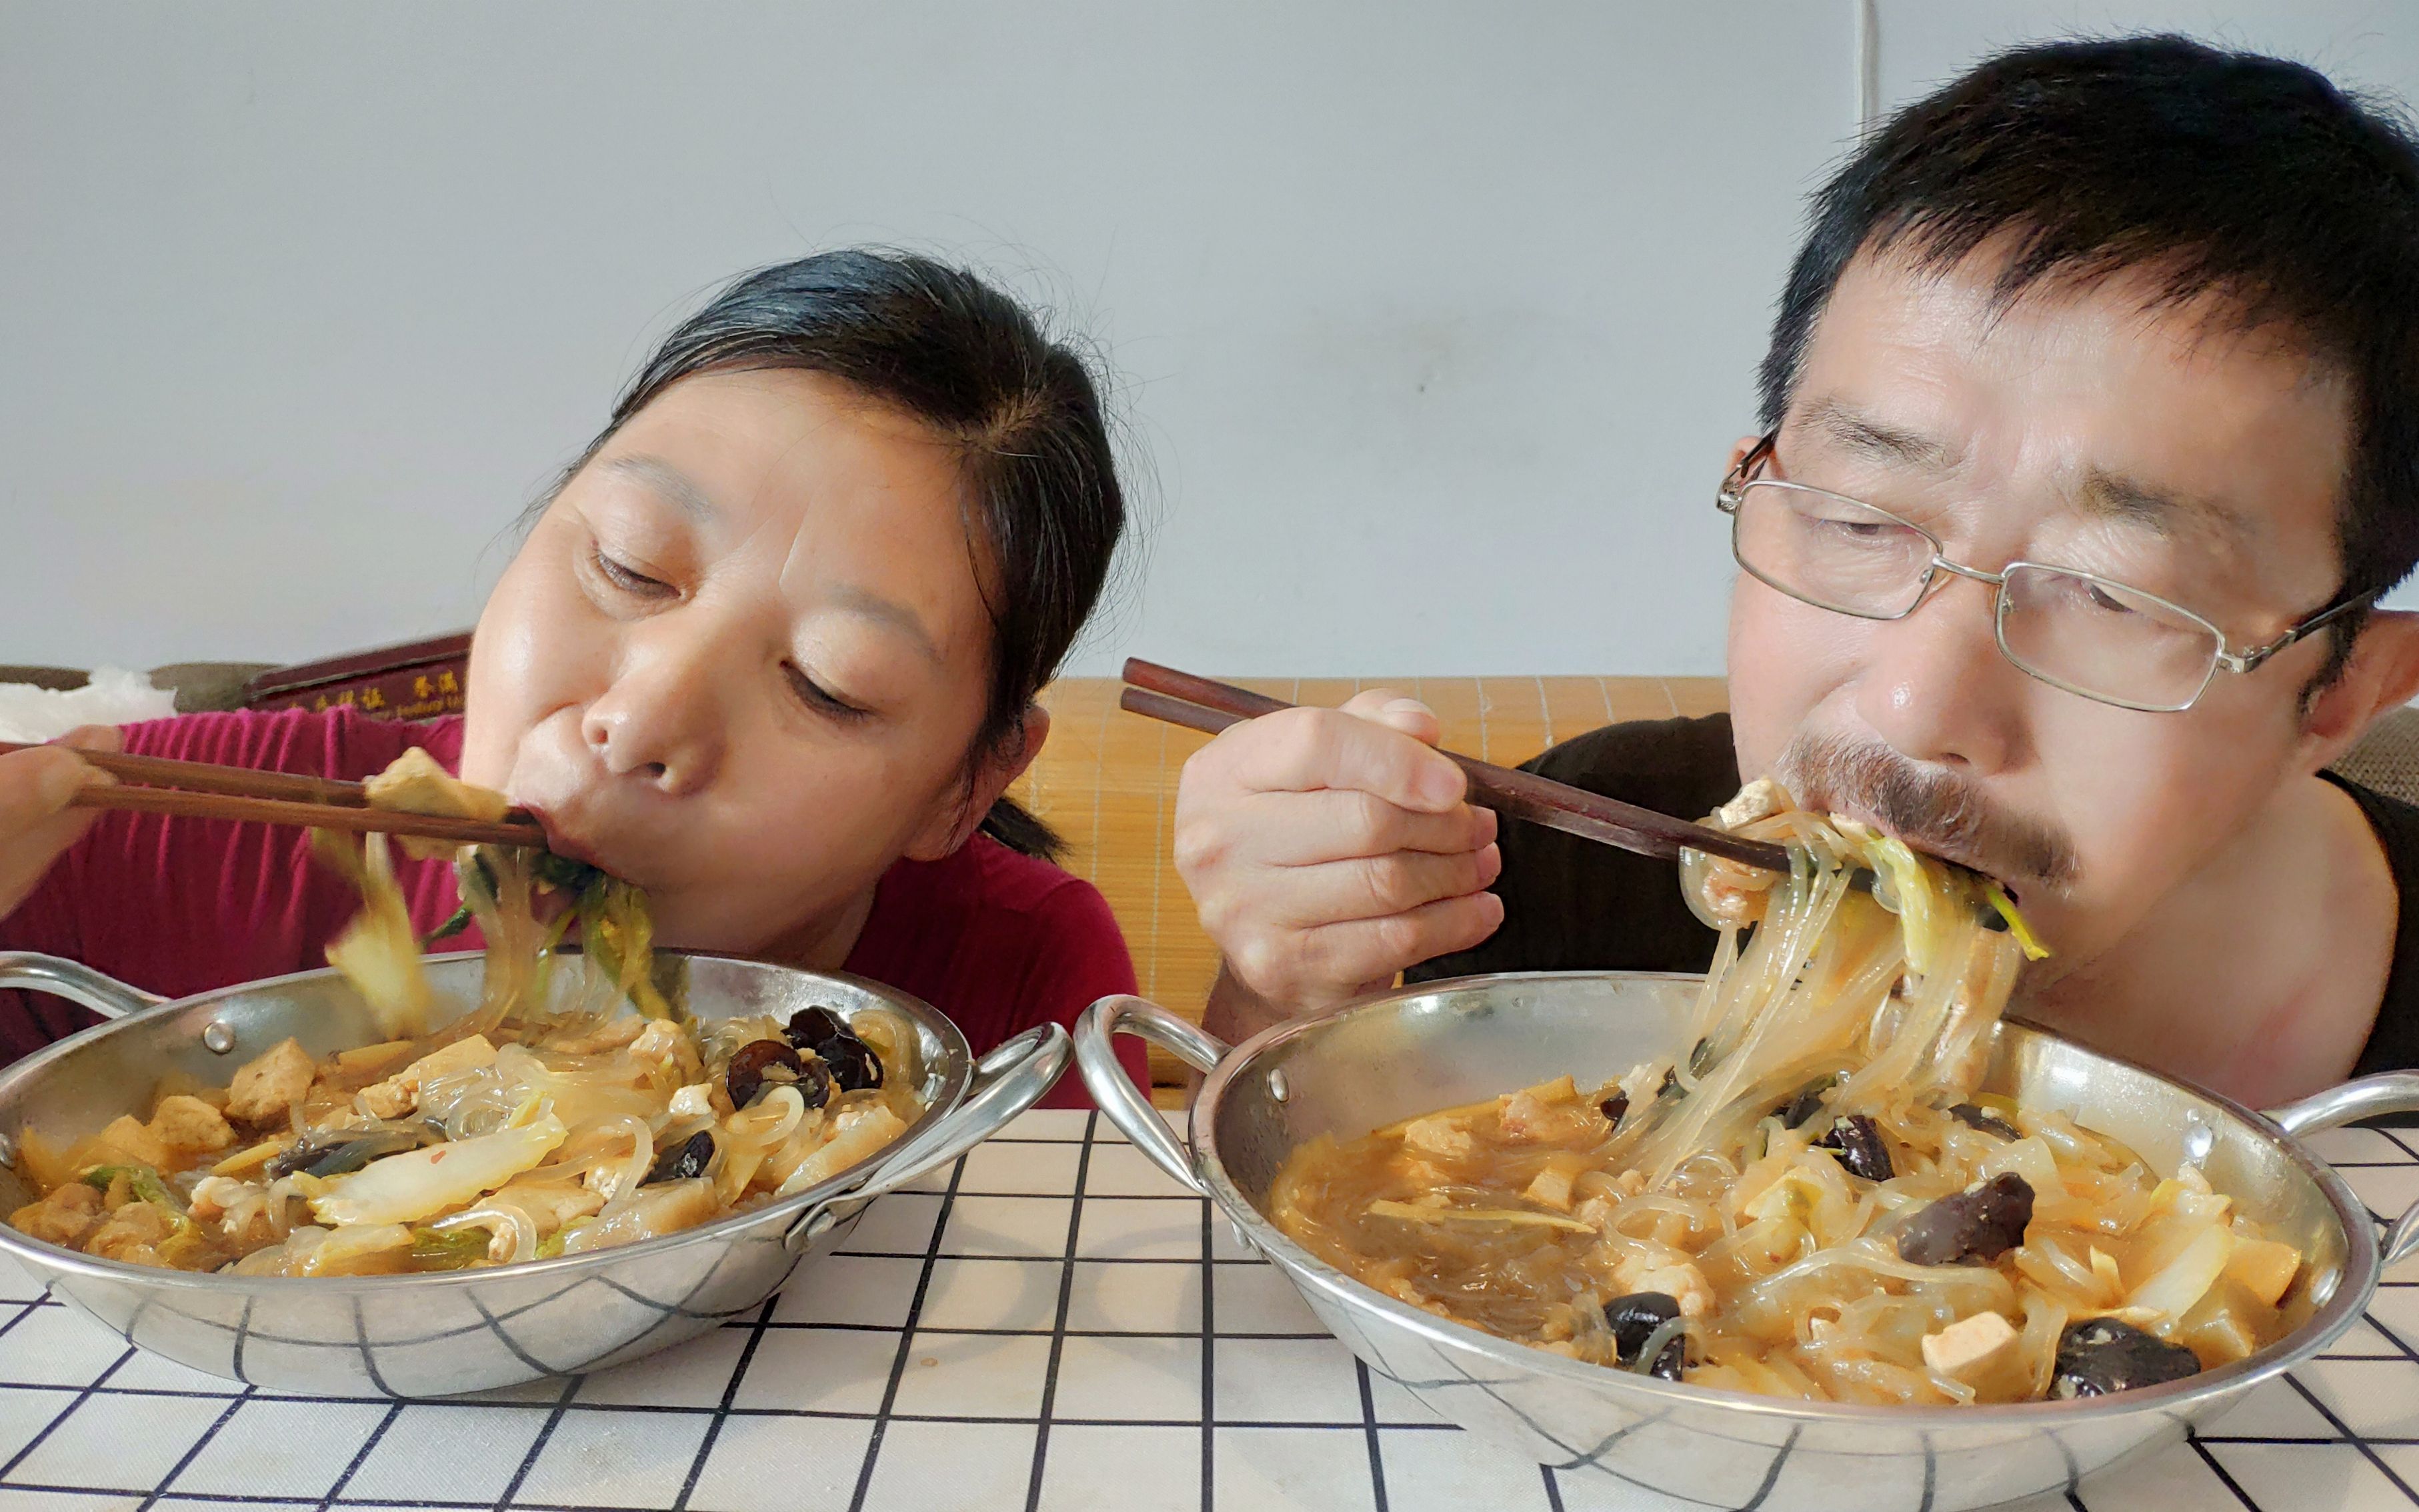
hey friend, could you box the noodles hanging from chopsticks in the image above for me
[1270,781,2308,1406]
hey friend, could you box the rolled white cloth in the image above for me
[0,667,177,743]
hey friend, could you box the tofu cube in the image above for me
[225,1038,317,1125]
[1921,1311,2019,1381]
[147,1095,234,1155]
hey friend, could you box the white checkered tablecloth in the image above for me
[0,1109,2413,1512]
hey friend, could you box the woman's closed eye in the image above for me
[589,545,679,601]
[783,663,874,721]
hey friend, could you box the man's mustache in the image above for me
[1773,732,2080,891]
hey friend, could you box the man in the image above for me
[1172,35,2419,1108]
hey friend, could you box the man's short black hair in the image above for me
[1759,35,2419,660]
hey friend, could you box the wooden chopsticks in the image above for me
[0,740,548,849]
[1118,660,1793,875]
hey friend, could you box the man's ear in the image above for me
[903,705,1053,862]
[1727,433,1766,474]
[2302,610,2419,768]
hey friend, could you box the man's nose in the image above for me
[1852,573,2028,775]
[579,626,728,797]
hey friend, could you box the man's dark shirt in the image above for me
[1406,713,2419,1077]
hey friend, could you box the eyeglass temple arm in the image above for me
[1718,431,1782,503]
[2226,588,2380,673]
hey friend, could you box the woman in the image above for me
[0,250,1145,1106]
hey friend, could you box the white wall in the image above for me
[1,1,2412,681]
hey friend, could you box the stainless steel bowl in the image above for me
[0,948,1069,1397]
[1075,971,2419,1512]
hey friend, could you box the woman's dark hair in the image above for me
[1760,35,2419,681]
[561,249,1123,861]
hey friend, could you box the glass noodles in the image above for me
[7,751,927,1277]
[1269,782,2308,1405]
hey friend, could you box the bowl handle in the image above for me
[782,1021,1071,1254]
[1074,995,1231,1199]
[2267,1071,2419,1268]
[0,952,164,1020]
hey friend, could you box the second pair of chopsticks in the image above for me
[1117,660,1793,874]
[0,740,547,848]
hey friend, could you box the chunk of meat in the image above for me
[147,1095,234,1155]
[358,1035,497,1119]
[93,1115,175,1171]
[10,1182,103,1248]
[226,1039,317,1125]
[1497,1082,1596,1145]
[85,1199,177,1265]
[1717,778,1789,829]
[1400,1116,1474,1159]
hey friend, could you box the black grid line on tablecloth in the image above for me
[0,1109,2406,1511]
[1018,1109,1097,1511]
[842,1138,968,1512]
[1198,1168,1217,1512]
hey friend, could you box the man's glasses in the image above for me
[1716,435,2374,713]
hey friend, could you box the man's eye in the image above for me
[591,547,675,599]
[783,665,871,721]
[2085,583,2139,616]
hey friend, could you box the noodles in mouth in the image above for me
[1268,780,2310,1405]
[6,750,927,1277]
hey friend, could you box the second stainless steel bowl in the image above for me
[1077,971,2419,1512]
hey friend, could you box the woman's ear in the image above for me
[903,705,1053,861]
[2301,610,2419,768]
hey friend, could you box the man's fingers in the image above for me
[1248,843,1503,929]
[1226,790,1496,868]
[1291,892,1508,990]
[1174,690,1504,1015]
[1218,705,1466,813]
[1336,687,1442,746]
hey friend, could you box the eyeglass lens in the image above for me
[1731,480,2222,710]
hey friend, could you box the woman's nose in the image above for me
[579,635,727,797]
[1853,574,2028,776]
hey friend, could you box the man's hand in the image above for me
[1173,690,1504,1039]
[0,726,117,921]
